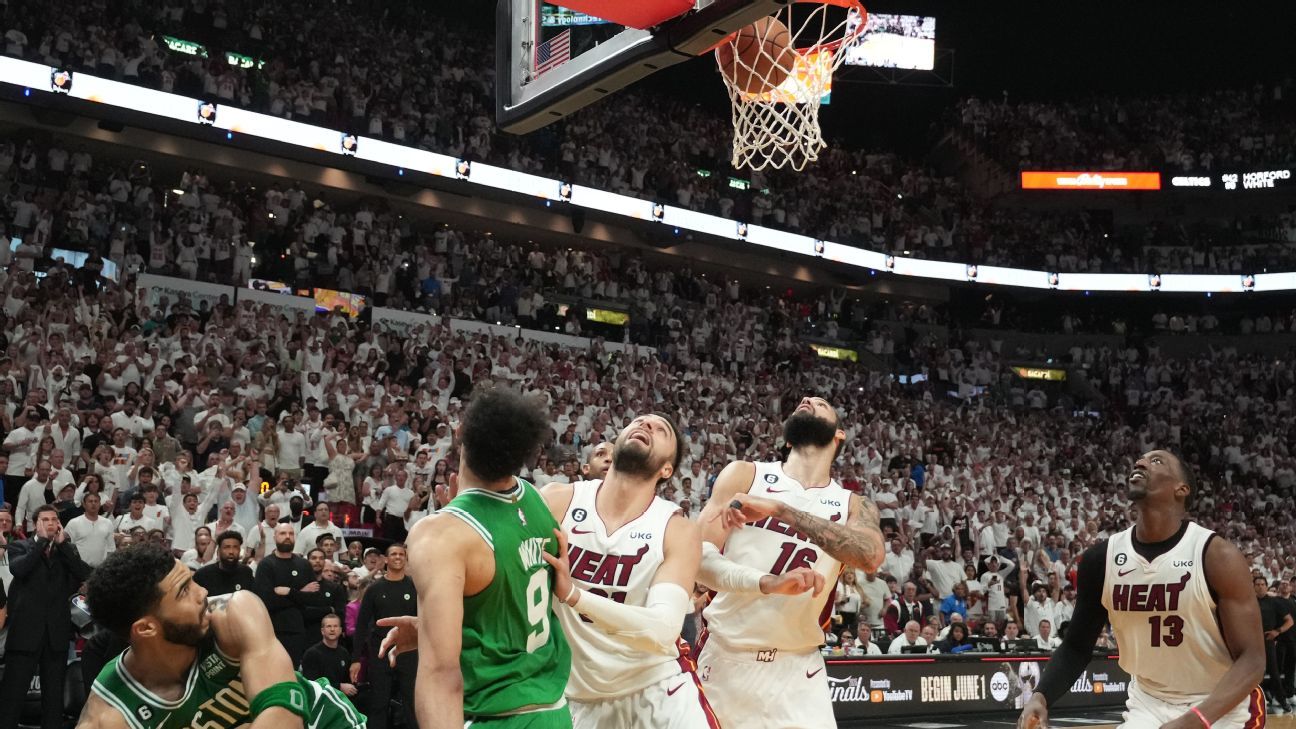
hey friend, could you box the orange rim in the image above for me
[709,0,867,57]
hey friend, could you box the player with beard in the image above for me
[536,414,745,728]
[694,396,885,729]
[76,543,365,729]
[1019,450,1265,729]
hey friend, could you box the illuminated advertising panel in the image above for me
[1013,367,1067,382]
[1021,171,1161,191]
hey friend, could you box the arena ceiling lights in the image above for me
[8,56,1294,294]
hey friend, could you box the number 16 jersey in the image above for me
[704,461,850,652]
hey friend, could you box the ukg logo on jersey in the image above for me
[828,677,913,703]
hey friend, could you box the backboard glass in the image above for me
[496,0,783,134]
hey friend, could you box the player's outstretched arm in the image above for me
[406,515,470,729]
[1184,537,1266,726]
[207,592,305,729]
[720,490,885,573]
[547,514,698,655]
[1019,541,1110,729]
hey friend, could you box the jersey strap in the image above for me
[441,506,495,551]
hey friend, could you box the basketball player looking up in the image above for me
[377,388,572,729]
[581,441,613,481]
[1018,450,1265,729]
[695,396,886,729]
[76,543,365,729]
[539,414,721,728]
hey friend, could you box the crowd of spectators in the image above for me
[0,129,1293,720]
[954,82,1296,172]
[0,1,1295,716]
[1,0,1295,275]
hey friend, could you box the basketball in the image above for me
[716,16,794,95]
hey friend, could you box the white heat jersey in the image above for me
[1101,521,1232,702]
[704,461,850,652]
[558,479,686,701]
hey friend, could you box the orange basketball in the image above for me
[716,16,794,95]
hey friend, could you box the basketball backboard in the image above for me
[496,0,783,134]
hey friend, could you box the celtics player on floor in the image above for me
[1018,450,1266,729]
[539,414,755,728]
[378,387,572,728]
[696,396,886,729]
[76,543,365,729]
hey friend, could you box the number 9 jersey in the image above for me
[442,477,572,721]
[703,461,849,653]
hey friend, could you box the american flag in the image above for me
[534,29,571,77]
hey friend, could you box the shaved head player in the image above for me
[1018,450,1265,729]
[695,396,886,729]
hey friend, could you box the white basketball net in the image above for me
[717,1,865,171]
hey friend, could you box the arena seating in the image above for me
[1,129,1294,644]
[3,1,1295,274]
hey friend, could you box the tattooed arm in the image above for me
[722,492,885,573]
[208,591,305,729]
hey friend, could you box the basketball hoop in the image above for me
[716,0,866,172]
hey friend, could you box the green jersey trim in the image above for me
[441,507,494,551]
[457,478,524,503]
[482,697,568,717]
[90,683,149,729]
[308,675,367,726]
[116,648,202,709]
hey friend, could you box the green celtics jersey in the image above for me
[442,477,571,718]
[91,637,365,729]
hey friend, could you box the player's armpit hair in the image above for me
[86,543,175,638]
[460,387,549,482]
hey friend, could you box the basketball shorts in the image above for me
[696,641,835,729]
[464,704,572,729]
[1120,679,1264,729]
[571,670,720,729]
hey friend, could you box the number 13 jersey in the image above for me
[1100,521,1231,701]
[704,461,850,652]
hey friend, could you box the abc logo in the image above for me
[989,672,1010,702]
[870,690,884,703]
[1094,683,1105,694]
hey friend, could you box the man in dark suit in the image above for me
[0,504,92,729]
